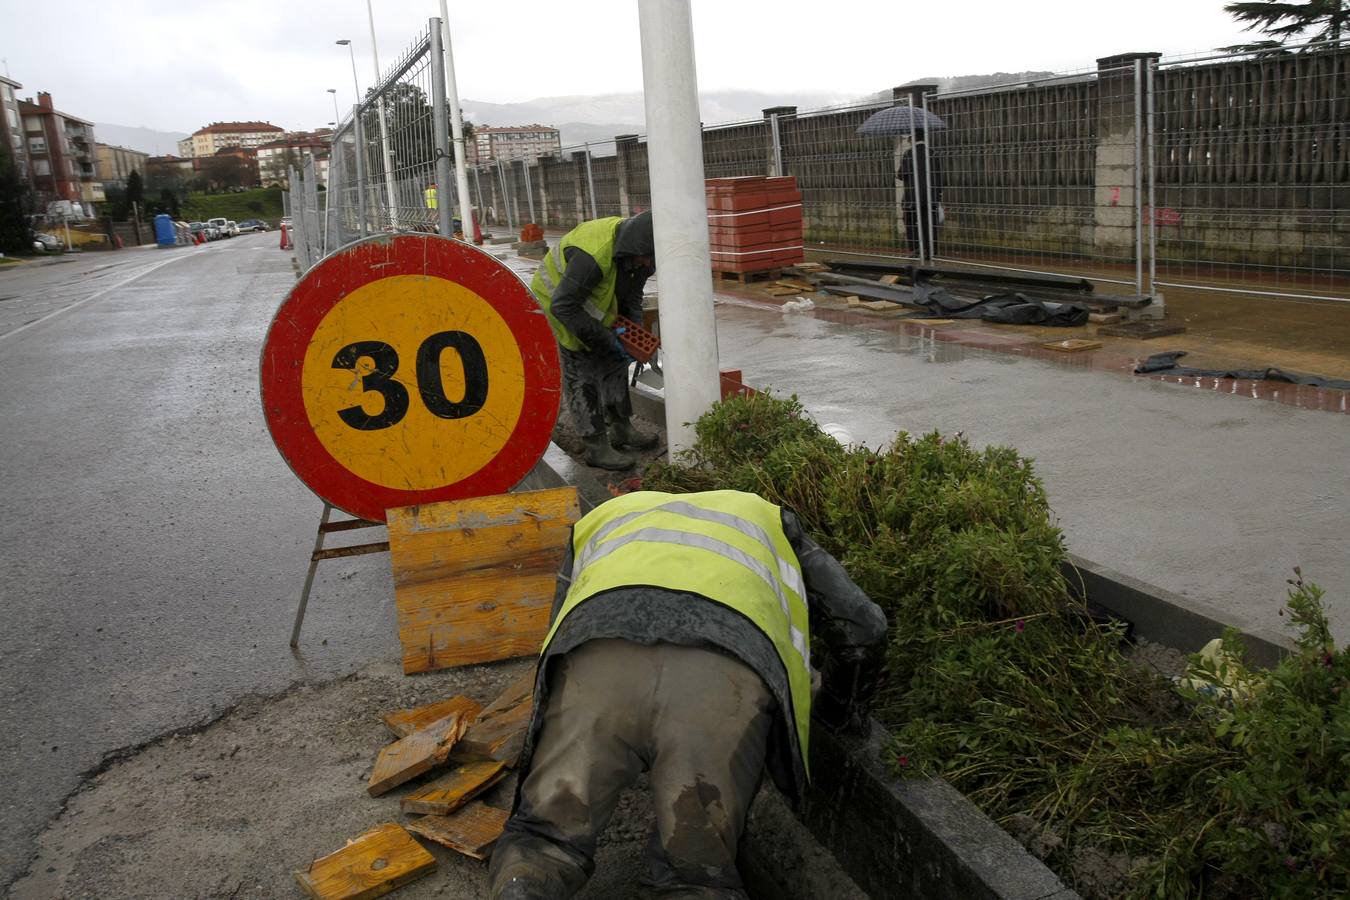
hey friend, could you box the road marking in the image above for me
[0,254,190,343]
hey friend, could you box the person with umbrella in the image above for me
[856,105,946,260]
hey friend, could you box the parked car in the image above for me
[237,219,266,233]
[207,217,231,238]
[225,220,240,237]
[188,221,207,241]
[32,232,62,252]
[279,216,293,230]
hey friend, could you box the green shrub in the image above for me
[643,391,1349,898]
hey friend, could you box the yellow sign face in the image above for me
[301,274,526,491]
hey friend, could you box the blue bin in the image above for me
[154,214,177,247]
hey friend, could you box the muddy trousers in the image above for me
[488,639,775,899]
[559,346,633,439]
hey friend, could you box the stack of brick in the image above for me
[705,176,803,276]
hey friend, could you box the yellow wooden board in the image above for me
[387,487,580,673]
[1041,339,1103,353]
[401,759,508,816]
[450,668,535,767]
[294,822,435,900]
[406,803,511,860]
[381,696,481,739]
[367,707,477,797]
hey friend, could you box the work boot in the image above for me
[583,434,636,471]
[609,419,660,451]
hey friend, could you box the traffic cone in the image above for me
[280,223,292,250]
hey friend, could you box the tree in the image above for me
[125,170,144,211]
[1224,0,1350,50]
[0,142,32,254]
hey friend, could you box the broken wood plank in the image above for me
[387,488,580,673]
[773,279,816,291]
[844,295,862,308]
[1088,312,1123,324]
[294,822,435,900]
[764,286,800,296]
[860,300,903,311]
[879,274,902,285]
[1041,339,1103,353]
[381,696,482,739]
[367,706,477,797]
[451,668,536,767]
[406,803,510,860]
[401,760,508,816]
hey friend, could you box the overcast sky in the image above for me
[2,0,1255,134]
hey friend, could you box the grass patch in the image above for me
[642,391,1350,898]
[180,187,285,225]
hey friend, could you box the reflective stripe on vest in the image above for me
[544,490,813,776]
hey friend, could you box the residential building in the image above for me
[471,125,561,163]
[95,143,150,187]
[0,75,27,185]
[19,91,100,215]
[182,121,284,158]
[257,135,331,188]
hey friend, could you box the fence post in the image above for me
[583,142,599,220]
[305,156,321,263]
[520,158,537,222]
[571,150,589,225]
[1093,52,1160,294]
[762,106,795,177]
[496,157,516,233]
[1145,58,1163,316]
[615,134,639,215]
[428,17,455,239]
[472,165,485,231]
[353,104,368,238]
[537,155,554,227]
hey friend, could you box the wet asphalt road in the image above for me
[0,236,402,888]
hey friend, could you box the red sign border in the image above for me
[260,234,560,522]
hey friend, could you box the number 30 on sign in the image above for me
[260,234,561,523]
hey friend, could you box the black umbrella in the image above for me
[856,105,946,137]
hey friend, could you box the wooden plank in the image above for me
[1041,339,1103,353]
[406,803,511,861]
[450,668,536,767]
[860,300,902,311]
[764,286,800,296]
[387,488,580,674]
[400,760,508,816]
[844,295,862,308]
[294,823,435,900]
[773,279,816,291]
[879,274,902,285]
[381,696,481,739]
[367,707,477,797]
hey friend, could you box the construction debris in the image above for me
[451,668,535,767]
[1042,339,1103,353]
[367,704,480,797]
[294,822,436,899]
[406,802,511,861]
[381,696,481,739]
[400,760,508,816]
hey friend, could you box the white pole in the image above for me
[638,0,719,455]
[366,0,399,229]
[438,1,476,244]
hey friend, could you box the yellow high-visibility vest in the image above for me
[424,186,438,209]
[529,217,621,351]
[543,490,814,774]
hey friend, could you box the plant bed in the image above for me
[640,391,1349,899]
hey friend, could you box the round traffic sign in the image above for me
[261,234,560,522]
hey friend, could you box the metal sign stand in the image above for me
[290,503,390,647]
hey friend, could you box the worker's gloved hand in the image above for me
[610,329,635,365]
[814,646,883,736]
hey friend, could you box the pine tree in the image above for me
[1224,0,1350,50]
[0,142,32,255]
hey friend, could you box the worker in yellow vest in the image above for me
[530,211,659,471]
[488,489,888,900]
[424,182,438,211]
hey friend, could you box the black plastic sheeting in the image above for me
[822,282,1090,327]
[1134,351,1350,390]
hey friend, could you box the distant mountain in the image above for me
[459,78,1058,148]
[459,89,851,148]
[93,123,190,156]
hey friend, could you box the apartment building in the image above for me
[180,121,285,158]
[0,76,26,183]
[257,133,330,187]
[472,125,561,163]
[95,143,150,187]
[18,91,100,214]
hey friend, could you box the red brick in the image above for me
[707,210,769,228]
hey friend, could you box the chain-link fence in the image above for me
[292,22,1348,303]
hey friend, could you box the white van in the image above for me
[207,217,231,238]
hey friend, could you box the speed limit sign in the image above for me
[260,234,560,522]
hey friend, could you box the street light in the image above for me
[327,88,340,124]
[362,0,399,228]
[334,38,361,106]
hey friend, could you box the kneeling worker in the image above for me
[530,211,660,471]
[489,489,888,899]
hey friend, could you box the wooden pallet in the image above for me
[713,268,781,284]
